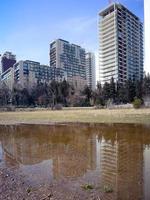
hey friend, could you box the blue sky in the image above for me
[0,0,143,65]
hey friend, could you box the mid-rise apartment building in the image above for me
[1,60,65,90]
[99,3,143,84]
[50,39,87,90]
[13,60,64,89]
[86,52,96,90]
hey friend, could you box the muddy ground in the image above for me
[0,167,111,200]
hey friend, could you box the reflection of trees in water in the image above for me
[96,124,150,147]
[1,123,149,146]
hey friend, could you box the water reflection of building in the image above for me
[100,132,144,200]
[53,134,96,179]
[1,124,149,199]
[0,125,97,179]
[0,141,3,164]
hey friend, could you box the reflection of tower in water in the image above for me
[53,134,97,179]
[100,138,118,200]
[100,133,144,200]
[0,141,3,165]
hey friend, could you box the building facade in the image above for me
[86,52,96,90]
[50,39,87,90]
[99,3,143,84]
[1,67,14,90]
[13,60,64,89]
[144,0,150,72]
[0,52,16,74]
[0,58,65,90]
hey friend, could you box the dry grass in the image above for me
[0,108,150,125]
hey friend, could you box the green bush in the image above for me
[104,185,113,193]
[81,184,94,190]
[132,98,142,109]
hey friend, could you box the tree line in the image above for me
[0,80,74,108]
[0,74,150,108]
[83,74,150,107]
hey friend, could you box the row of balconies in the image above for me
[101,54,116,63]
[99,52,116,60]
[100,46,116,55]
[117,10,139,22]
[117,18,140,30]
[101,59,116,67]
[100,11,116,24]
[100,24,116,36]
[100,65,117,72]
[100,43,116,52]
[100,35,116,45]
[100,31,116,41]
[100,37,116,46]
[99,20,115,31]
[100,30,116,40]
[101,66,117,74]
[99,49,116,58]
[99,18,115,27]
[100,71,118,79]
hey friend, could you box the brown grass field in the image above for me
[0,108,150,125]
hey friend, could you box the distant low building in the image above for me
[1,67,14,90]
[0,52,16,74]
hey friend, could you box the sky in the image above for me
[0,0,144,68]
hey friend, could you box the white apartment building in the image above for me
[50,39,87,91]
[99,3,143,84]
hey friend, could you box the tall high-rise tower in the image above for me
[144,0,150,72]
[99,3,143,84]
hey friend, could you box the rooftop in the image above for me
[99,3,140,21]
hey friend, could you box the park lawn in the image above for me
[0,108,150,125]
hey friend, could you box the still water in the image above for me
[0,124,150,200]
